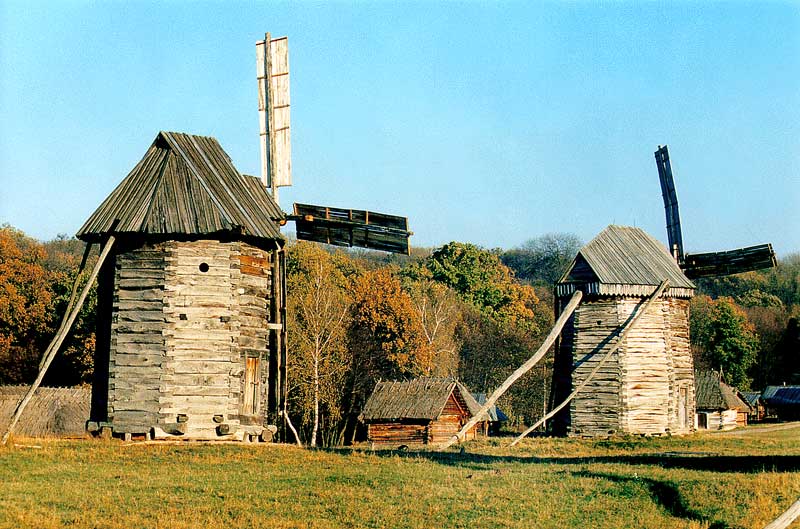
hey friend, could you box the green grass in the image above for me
[1,426,799,529]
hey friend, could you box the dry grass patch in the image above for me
[1,425,799,529]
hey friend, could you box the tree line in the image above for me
[1,224,798,446]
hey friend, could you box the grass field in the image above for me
[1,424,799,529]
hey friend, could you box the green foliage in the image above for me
[691,296,759,389]
[422,242,540,330]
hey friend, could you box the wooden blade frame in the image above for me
[291,203,412,255]
[654,145,684,262]
[682,244,777,279]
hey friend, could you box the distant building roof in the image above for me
[557,225,695,298]
[695,370,751,411]
[77,131,284,242]
[360,377,486,421]
[763,385,800,406]
[739,391,763,408]
[473,393,509,422]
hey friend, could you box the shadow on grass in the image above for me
[326,447,800,475]
[571,470,735,529]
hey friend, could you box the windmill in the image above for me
[256,33,412,255]
[654,145,776,279]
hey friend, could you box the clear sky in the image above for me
[1,1,798,257]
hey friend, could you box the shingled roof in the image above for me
[695,370,751,411]
[360,377,485,421]
[557,225,695,298]
[77,131,284,241]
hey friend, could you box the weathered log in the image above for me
[438,290,583,451]
[510,280,669,446]
[764,497,800,529]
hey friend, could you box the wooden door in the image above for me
[678,387,687,428]
[243,357,260,415]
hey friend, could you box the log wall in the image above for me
[103,239,275,439]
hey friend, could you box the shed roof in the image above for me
[473,393,509,422]
[739,391,763,408]
[695,370,751,411]
[557,225,695,298]
[763,386,800,406]
[77,131,284,241]
[360,377,486,421]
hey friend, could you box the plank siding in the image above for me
[560,296,696,437]
[569,299,622,436]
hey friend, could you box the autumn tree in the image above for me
[286,242,354,447]
[401,270,463,378]
[0,226,55,383]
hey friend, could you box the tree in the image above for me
[423,242,540,329]
[286,242,353,447]
[402,273,463,378]
[691,295,759,389]
[501,233,582,285]
[0,227,54,383]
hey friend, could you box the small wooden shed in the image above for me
[551,225,696,437]
[78,131,287,440]
[360,378,486,447]
[694,370,750,430]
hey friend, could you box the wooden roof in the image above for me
[360,377,485,421]
[694,370,750,411]
[77,132,284,242]
[557,225,695,298]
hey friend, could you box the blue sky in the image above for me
[1,1,798,256]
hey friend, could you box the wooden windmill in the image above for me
[654,145,776,278]
[2,33,411,445]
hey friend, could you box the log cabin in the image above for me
[694,370,751,430]
[78,131,287,441]
[360,378,487,447]
[551,225,696,437]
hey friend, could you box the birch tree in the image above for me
[286,243,353,447]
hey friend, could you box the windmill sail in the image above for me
[683,244,777,279]
[256,35,292,190]
[654,144,776,279]
[654,145,684,262]
[292,203,412,255]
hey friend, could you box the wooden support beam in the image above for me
[509,280,669,447]
[438,290,583,451]
[764,497,800,529]
[1,236,116,445]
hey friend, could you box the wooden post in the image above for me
[509,280,669,447]
[764,497,800,529]
[438,290,583,451]
[2,236,116,445]
[39,243,92,370]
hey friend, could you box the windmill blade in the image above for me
[682,244,777,279]
[290,203,412,255]
[654,145,685,262]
